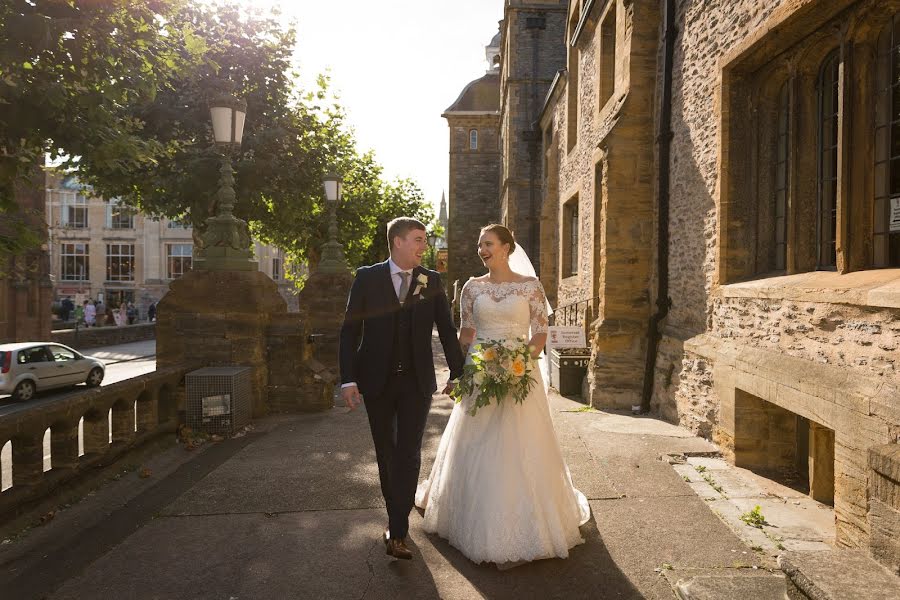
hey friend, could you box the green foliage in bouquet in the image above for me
[450,338,538,416]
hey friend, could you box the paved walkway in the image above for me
[0,340,778,599]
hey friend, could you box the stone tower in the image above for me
[498,0,568,263]
[443,32,502,300]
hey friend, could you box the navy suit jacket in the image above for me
[339,261,465,399]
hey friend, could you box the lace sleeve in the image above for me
[528,280,549,335]
[460,280,476,330]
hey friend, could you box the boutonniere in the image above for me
[413,273,429,297]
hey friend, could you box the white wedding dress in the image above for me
[415,278,591,564]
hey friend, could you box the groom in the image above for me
[340,217,465,560]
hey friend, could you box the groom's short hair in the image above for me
[387,217,426,250]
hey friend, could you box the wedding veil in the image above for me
[507,246,553,391]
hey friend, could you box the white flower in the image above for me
[416,273,429,286]
[473,371,485,385]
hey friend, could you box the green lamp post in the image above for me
[316,174,350,274]
[196,92,256,271]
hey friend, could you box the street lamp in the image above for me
[316,174,350,274]
[196,91,256,271]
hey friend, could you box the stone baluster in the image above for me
[111,400,136,445]
[82,410,110,457]
[50,420,81,472]
[12,432,44,488]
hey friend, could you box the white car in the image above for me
[0,342,105,402]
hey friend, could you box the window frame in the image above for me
[469,129,478,151]
[60,242,89,281]
[166,243,192,279]
[106,243,135,282]
[816,49,840,270]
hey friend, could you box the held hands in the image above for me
[442,380,456,396]
[341,385,362,411]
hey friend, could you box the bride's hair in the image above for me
[480,224,516,255]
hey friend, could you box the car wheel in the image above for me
[86,367,104,387]
[12,380,36,402]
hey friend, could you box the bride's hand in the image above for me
[442,381,456,395]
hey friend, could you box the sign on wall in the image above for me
[436,249,448,273]
[890,197,900,232]
[546,325,587,349]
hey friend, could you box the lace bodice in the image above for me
[459,278,549,341]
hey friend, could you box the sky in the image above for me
[243,0,505,216]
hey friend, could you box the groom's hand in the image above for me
[341,385,362,411]
[442,380,456,395]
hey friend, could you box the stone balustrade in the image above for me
[0,365,190,522]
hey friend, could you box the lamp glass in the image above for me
[323,176,342,203]
[210,106,233,143]
[233,109,246,144]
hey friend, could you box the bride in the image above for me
[415,223,590,566]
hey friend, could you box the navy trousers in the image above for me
[364,371,432,540]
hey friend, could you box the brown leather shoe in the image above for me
[386,538,413,560]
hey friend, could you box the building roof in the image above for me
[443,72,500,114]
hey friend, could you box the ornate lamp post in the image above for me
[316,173,350,274]
[426,231,438,269]
[196,92,256,271]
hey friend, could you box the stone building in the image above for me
[538,0,658,405]
[485,0,900,561]
[497,0,568,292]
[0,163,52,343]
[44,172,298,319]
[443,33,502,297]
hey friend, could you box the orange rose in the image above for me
[510,357,527,377]
[482,347,498,362]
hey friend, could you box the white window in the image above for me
[106,198,134,229]
[106,243,135,282]
[272,257,282,281]
[469,129,478,150]
[60,192,88,228]
[61,243,89,281]
[167,218,191,229]
[167,243,192,279]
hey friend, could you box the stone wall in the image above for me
[52,323,156,350]
[540,0,659,409]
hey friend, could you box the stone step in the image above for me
[778,550,900,600]
[675,573,788,600]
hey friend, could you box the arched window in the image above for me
[774,82,790,271]
[469,129,478,150]
[875,15,900,267]
[817,50,839,269]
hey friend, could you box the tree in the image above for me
[0,0,202,253]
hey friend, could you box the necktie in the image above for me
[397,271,410,304]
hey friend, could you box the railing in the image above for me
[550,296,600,336]
[0,365,192,522]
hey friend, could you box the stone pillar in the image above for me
[82,411,110,457]
[136,390,158,434]
[266,313,333,412]
[734,389,797,472]
[111,400,136,445]
[50,421,80,471]
[12,433,44,488]
[156,269,286,417]
[808,421,835,505]
[297,271,353,375]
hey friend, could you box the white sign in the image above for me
[546,326,587,349]
[890,197,900,233]
[202,394,231,417]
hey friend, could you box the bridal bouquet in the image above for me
[451,338,538,416]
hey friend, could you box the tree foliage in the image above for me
[1,1,435,271]
[0,0,199,253]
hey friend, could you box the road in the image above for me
[1,342,156,491]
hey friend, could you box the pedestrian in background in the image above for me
[74,301,85,327]
[126,302,137,325]
[148,302,157,322]
[83,300,96,327]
